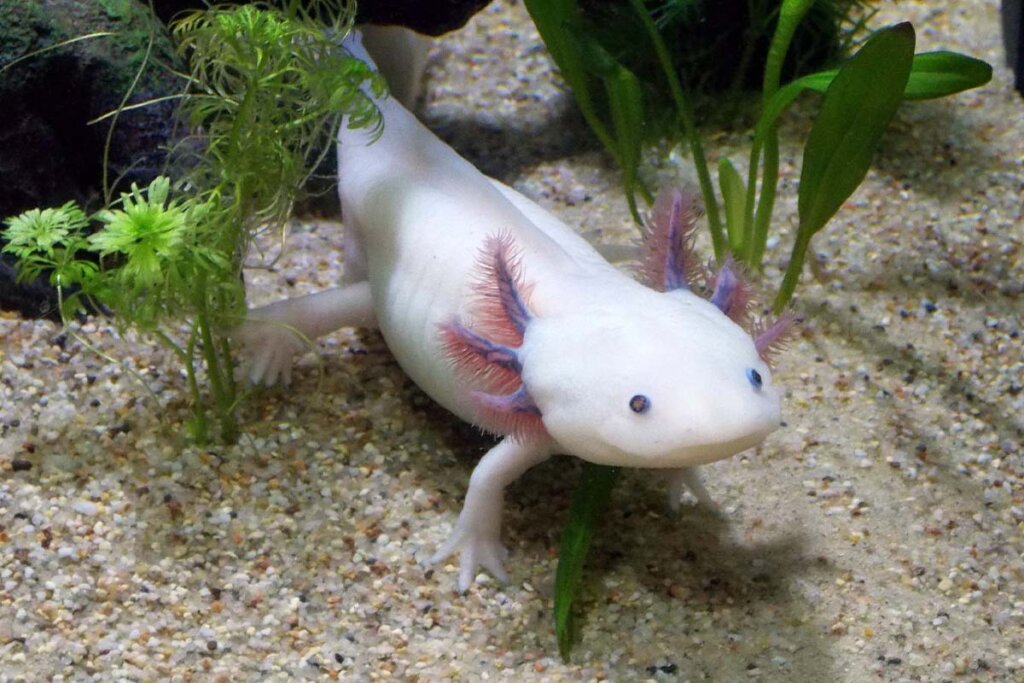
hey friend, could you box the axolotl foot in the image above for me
[234,283,377,386]
[430,517,510,593]
[234,316,308,386]
[665,466,719,512]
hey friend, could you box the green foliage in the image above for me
[780,23,915,308]
[554,465,620,660]
[795,50,995,101]
[170,1,382,260]
[91,177,192,289]
[2,0,382,444]
[3,202,94,288]
[530,0,992,660]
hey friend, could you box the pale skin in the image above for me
[237,31,787,592]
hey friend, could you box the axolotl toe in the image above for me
[236,30,792,593]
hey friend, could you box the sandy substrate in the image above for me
[2,1,1022,680]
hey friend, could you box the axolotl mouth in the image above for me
[588,409,782,468]
[538,380,784,469]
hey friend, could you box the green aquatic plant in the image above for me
[2,0,382,444]
[526,0,992,659]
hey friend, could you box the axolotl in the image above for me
[238,32,790,592]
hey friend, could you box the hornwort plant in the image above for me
[2,0,383,444]
[525,0,992,658]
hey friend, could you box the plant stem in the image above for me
[743,0,818,268]
[220,335,237,405]
[625,0,723,257]
[763,0,817,99]
[177,326,209,444]
[748,134,779,266]
[195,274,237,443]
[773,231,811,313]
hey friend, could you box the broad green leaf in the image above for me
[525,0,651,218]
[756,50,991,160]
[788,50,992,101]
[555,464,620,661]
[900,51,992,99]
[799,23,915,236]
[718,157,747,255]
[776,22,915,310]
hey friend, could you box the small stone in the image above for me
[11,459,32,472]
[71,500,98,516]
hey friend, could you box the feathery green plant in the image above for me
[2,0,382,444]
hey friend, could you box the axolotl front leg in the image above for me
[236,282,376,385]
[432,437,553,592]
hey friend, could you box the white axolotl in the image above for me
[238,32,791,592]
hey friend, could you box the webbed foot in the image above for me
[234,316,307,386]
[234,283,377,386]
[431,519,509,593]
[666,466,717,512]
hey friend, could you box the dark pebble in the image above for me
[206,640,217,652]
[107,422,131,436]
[12,460,33,472]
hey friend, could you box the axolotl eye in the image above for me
[629,394,651,414]
[746,368,763,391]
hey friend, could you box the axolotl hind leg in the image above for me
[235,281,377,385]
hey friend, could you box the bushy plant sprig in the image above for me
[2,0,383,444]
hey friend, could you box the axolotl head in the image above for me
[442,189,791,468]
[519,291,782,467]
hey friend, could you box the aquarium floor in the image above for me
[2,1,1022,680]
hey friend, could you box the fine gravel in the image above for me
[2,1,1022,680]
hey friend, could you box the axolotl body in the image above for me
[239,33,789,592]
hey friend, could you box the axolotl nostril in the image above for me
[236,30,793,593]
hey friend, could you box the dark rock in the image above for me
[0,0,186,318]
[0,259,60,320]
[151,0,494,37]
[0,0,184,217]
